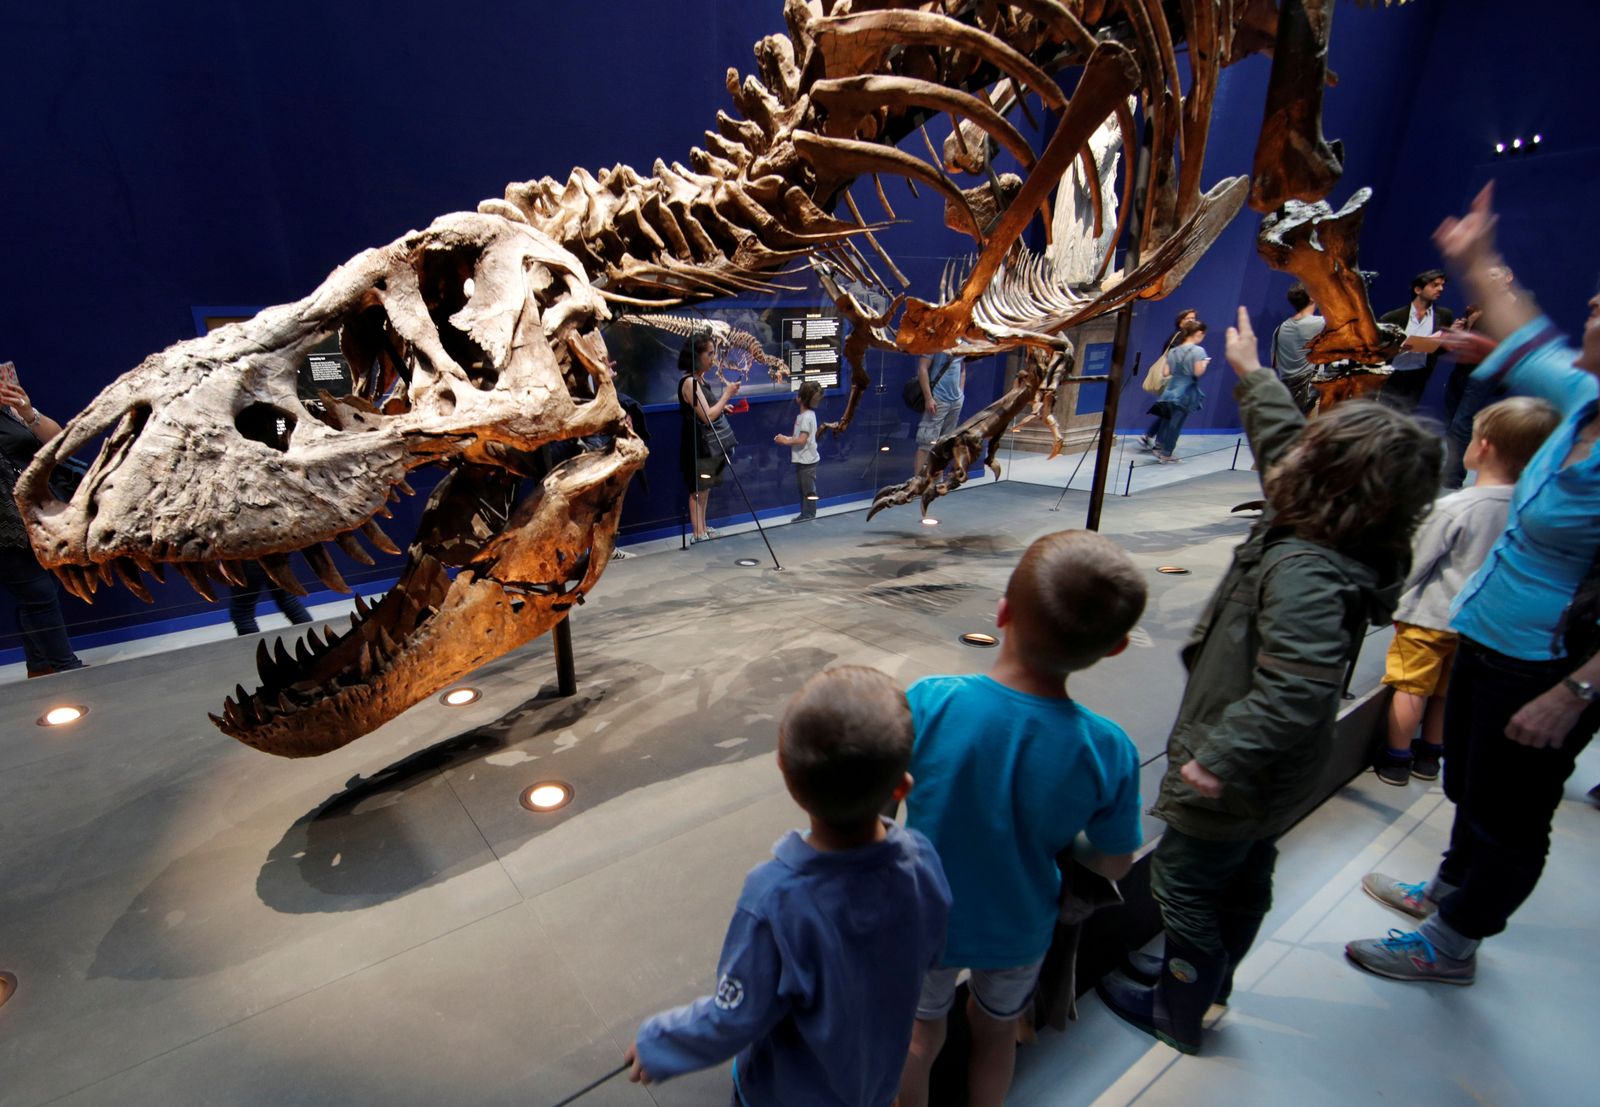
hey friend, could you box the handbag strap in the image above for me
[928,354,954,389]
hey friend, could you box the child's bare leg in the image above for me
[898,1016,946,1107]
[1421,694,1448,746]
[965,996,1017,1107]
[1386,690,1426,752]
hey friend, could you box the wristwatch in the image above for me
[1561,677,1599,702]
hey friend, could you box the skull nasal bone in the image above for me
[236,403,297,452]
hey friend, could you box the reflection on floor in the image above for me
[0,472,1590,1107]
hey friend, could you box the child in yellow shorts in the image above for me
[1375,397,1559,784]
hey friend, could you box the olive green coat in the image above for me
[1150,370,1404,841]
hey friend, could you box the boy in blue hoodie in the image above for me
[627,666,951,1106]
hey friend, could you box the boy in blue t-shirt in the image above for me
[627,666,951,1107]
[899,530,1147,1107]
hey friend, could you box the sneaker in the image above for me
[1360,873,1436,920]
[610,548,633,560]
[1345,929,1474,985]
[1138,435,1155,450]
[1411,742,1443,781]
[1154,452,1181,464]
[1374,751,1413,787]
[703,528,720,539]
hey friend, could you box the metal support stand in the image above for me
[1087,307,1136,532]
[553,615,577,697]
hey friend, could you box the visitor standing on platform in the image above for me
[1380,269,1455,411]
[1098,307,1439,1054]
[1142,319,1209,462]
[1272,283,1325,414]
[1348,183,1600,987]
[912,351,964,479]
[774,380,823,520]
[1372,397,1559,786]
[0,362,86,677]
[626,666,950,1107]
[899,530,1144,1107]
[227,562,313,636]
[678,333,741,544]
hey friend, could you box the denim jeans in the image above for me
[793,461,817,517]
[228,562,312,635]
[1150,825,1278,959]
[0,544,83,673]
[1441,376,1500,490]
[1433,638,1600,941]
[1152,406,1191,456]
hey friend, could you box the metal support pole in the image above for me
[1232,436,1242,471]
[553,614,577,697]
[1087,308,1135,531]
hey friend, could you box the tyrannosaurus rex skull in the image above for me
[17,210,646,757]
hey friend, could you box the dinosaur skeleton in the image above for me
[18,1,1401,756]
[614,313,791,393]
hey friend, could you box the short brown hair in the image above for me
[779,667,911,829]
[1473,396,1560,477]
[798,380,823,409]
[1004,531,1147,675]
[1264,402,1441,566]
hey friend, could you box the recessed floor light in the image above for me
[879,445,891,452]
[960,632,998,648]
[38,705,87,727]
[735,558,760,567]
[520,781,574,812]
[921,518,939,527]
[440,687,481,706]
[1156,566,1190,575]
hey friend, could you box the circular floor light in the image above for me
[520,781,574,812]
[1156,566,1190,575]
[439,687,481,707]
[921,517,939,527]
[879,444,891,452]
[38,705,87,727]
[735,558,760,567]
[0,971,15,1010]
[960,632,999,648]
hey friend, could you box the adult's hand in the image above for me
[722,379,742,398]
[1433,182,1500,271]
[1433,329,1498,362]
[0,379,34,423]
[624,1044,653,1085]
[1224,305,1264,379]
[924,399,936,416]
[1505,685,1586,749]
[1181,758,1224,798]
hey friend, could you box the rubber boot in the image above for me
[1098,934,1228,1054]
[1124,914,1263,1005]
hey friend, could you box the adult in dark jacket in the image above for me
[0,364,85,676]
[1097,308,1441,1054]
[1379,269,1455,411]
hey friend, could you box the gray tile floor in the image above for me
[1,469,1591,1107]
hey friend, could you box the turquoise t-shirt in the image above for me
[906,674,1143,968]
[928,353,964,405]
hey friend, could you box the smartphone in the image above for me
[0,361,16,389]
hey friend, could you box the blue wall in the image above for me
[2,0,1594,653]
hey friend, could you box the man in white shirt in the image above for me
[1379,269,1454,411]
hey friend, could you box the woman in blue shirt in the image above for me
[1144,320,1210,462]
[1347,183,1600,987]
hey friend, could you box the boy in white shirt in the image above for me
[775,381,823,520]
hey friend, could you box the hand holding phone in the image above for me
[0,361,17,389]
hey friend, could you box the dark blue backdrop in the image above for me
[2,0,1594,653]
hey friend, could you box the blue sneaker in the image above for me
[1345,929,1474,985]
[1360,873,1436,920]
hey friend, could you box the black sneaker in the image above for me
[1411,742,1443,782]
[1375,751,1413,787]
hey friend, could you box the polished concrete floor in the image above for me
[1,470,1591,1107]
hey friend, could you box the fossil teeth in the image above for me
[295,637,315,666]
[114,558,154,604]
[303,544,351,594]
[373,503,393,520]
[274,637,295,672]
[354,593,372,618]
[177,562,217,603]
[335,531,376,567]
[396,478,416,497]
[97,561,117,586]
[259,554,308,597]
[216,560,248,587]
[377,626,400,657]
[361,519,401,555]
[55,566,91,603]
[256,639,276,686]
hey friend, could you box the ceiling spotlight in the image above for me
[960,632,999,648]
[921,517,939,526]
[1156,565,1190,575]
[439,687,481,707]
[1532,134,1542,144]
[38,705,87,727]
[1495,142,1506,155]
[520,781,574,812]
[879,445,891,452]
[1512,137,1523,149]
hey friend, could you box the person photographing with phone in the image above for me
[0,361,86,677]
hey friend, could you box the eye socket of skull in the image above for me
[419,246,497,390]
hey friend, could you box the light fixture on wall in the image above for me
[1497,134,1545,159]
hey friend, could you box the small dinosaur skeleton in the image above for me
[18,1,1401,755]
[614,313,791,391]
